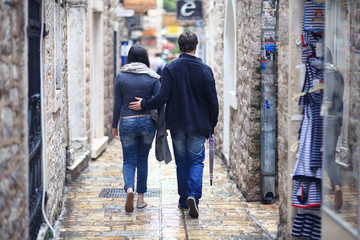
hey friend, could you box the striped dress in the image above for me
[292,62,323,209]
[291,1,325,239]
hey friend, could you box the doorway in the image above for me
[91,11,108,158]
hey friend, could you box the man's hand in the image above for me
[129,97,143,111]
[112,128,119,140]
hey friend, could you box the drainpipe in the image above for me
[260,0,277,203]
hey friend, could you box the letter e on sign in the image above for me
[181,2,196,17]
[177,1,203,21]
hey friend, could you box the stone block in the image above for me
[1,107,14,139]
[0,13,11,56]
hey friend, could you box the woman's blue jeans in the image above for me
[120,116,155,194]
[170,129,205,208]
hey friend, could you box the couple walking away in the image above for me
[112,31,219,218]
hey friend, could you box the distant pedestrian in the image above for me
[129,31,219,218]
[112,45,161,213]
[152,53,167,76]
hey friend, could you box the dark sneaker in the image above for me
[187,196,199,218]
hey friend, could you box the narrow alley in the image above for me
[3,0,360,239]
[54,139,279,239]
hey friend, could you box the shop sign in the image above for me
[140,36,156,46]
[123,0,156,14]
[176,0,203,21]
[163,13,182,27]
[167,26,181,35]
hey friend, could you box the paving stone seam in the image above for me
[224,165,277,240]
[181,210,189,240]
[244,207,276,240]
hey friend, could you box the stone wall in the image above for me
[103,2,115,138]
[43,0,69,224]
[231,0,262,201]
[0,0,130,238]
[103,1,127,138]
[203,0,225,144]
[204,0,263,201]
[0,0,28,239]
[277,1,306,239]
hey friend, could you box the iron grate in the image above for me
[99,188,160,198]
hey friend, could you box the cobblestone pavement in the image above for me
[54,139,279,239]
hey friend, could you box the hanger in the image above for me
[291,83,324,102]
[313,0,325,4]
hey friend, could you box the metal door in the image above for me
[28,0,43,238]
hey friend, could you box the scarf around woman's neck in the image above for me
[121,62,160,79]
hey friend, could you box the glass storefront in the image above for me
[322,0,360,239]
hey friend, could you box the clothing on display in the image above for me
[291,1,325,239]
[303,0,325,32]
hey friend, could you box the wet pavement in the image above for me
[54,138,279,239]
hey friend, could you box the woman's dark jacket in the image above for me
[112,72,160,128]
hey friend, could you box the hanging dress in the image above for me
[291,1,325,239]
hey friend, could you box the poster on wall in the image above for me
[264,31,276,60]
[262,0,277,29]
[121,41,131,66]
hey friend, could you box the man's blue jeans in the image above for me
[170,129,205,208]
[120,116,155,193]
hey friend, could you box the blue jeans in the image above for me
[323,116,342,188]
[170,129,205,208]
[120,116,155,193]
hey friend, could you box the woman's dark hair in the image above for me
[177,31,198,53]
[126,45,150,67]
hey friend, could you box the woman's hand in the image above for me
[129,97,143,111]
[112,128,119,140]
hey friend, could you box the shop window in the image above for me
[322,0,360,239]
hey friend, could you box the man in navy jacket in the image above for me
[129,31,219,218]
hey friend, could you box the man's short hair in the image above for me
[178,31,198,53]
